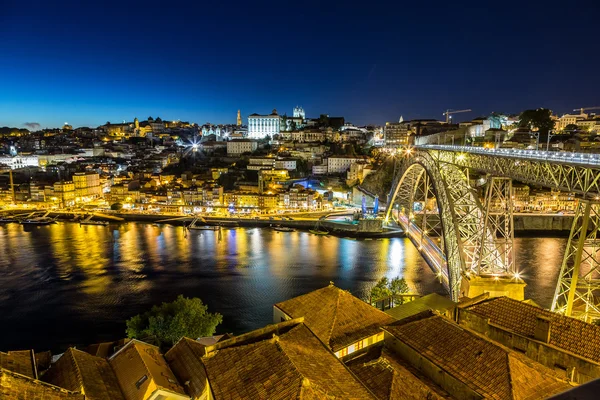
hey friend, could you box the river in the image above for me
[0,222,566,352]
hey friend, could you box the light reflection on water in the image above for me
[0,222,564,351]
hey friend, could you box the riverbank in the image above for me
[0,209,405,238]
[1,209,576,235]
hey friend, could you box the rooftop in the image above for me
[201,322,376,399]
[0,350,35,379]
[463,296,600,363]
[385,293,455,321]
[109,339,187,400]
[346,346,453,400]
[384,311,570,399]
[1,368,83,400]
[44,348,124,400]
[274,283,396,352]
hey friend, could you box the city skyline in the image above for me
[2,0,599,128]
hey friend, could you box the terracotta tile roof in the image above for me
[1,368,84,399]
[384,313,570,400]
[346,346,453,400]
[464,296,600,363]
[84,338,130,359]
[165,338,209,399]
[44,348,125,400]
[0,350,35,378]
[385,293,455,321]
[275,284,396,351]
[109,339,186,400]
[202,323,376,399]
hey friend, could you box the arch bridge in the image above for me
[386,145,600,322]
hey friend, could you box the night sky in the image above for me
[1,0,599,128]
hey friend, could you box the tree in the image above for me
[389,277,410,306]
[564,124,579,132]
[369,276,411,308]
[518,108,555,136]
[370,277,391,303]
[110,202,123,210]
[126,295,223,349]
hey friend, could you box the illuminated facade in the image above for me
[73,172,101,201]
[248,109,281,139]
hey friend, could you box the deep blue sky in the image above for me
[1,0,599,128]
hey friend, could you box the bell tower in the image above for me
[237,110,242,126]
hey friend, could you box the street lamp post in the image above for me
[546,130,557,151]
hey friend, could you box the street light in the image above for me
[546,130,557,151]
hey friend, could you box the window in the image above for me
[135,375,148,389]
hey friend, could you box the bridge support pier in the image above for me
[551,200,600,322]
[464,275,526,300]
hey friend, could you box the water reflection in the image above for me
[0,222,563,352]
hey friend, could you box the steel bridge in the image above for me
[386,145,600,321]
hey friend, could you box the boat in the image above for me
[187,217,218,231]
[80,220,109,226]
[21,219,55,225]
[80,214,109,226]
[309,220,329,236]
[188,225,218,231]
[272,225,295,232]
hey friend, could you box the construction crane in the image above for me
[443,109,472,124]
[573,106,600,115]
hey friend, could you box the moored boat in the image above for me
[309,220,329,235]
[273,225,295,232]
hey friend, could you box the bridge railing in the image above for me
[419,145,600,167]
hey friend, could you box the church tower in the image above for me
[237,110,242,126]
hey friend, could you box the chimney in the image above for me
[534,315,552,343]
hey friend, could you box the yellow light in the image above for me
[456,154,466,161]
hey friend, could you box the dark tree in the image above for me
[518,108,555,135]
[126,295,222,349]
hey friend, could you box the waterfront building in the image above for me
[247,109,281,139]
[327,155,369,174]
[458,296,600,384]
[278,187,316,210]
[273,283,396,358]
[73,172,101,202]
[226,139,258,156]
[258,169,289,193]
[54,181,76,207]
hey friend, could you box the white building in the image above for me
[327,156,369,174]
[274,159,296,171]
[248,157,297,171]
[227,139,258,156]
[293,106,305,119]
[0,155,39,169]
[312,164,328,175]
[248,109,281,139]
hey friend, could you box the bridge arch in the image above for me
[386,151,496,300]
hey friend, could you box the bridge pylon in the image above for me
[551,200,600,322]
[478,177,515,276]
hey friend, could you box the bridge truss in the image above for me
[395,146,600,320]
[386,150,513,301]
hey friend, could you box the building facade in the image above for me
[248,109,281,139]
[226,139,258,156]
